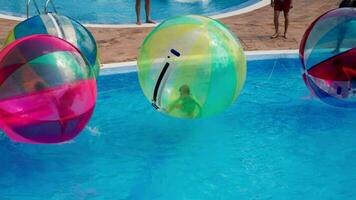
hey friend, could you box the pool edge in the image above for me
[100,49,299,75]
[0,0,269,29]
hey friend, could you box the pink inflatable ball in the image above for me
[300,8,356,107]
[0,34,97,144]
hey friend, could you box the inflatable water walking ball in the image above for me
[300,8,356,108]
[0,35,97,144]
[138,15,246,119]
[4,13,100,78]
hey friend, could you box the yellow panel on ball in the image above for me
[138,15,246,119]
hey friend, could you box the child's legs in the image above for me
[136,0,141,22]
[145,0,151,20]
[283,11,289,35]
[274,10,280,33]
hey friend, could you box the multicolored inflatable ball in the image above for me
[0,35,97,144]
[4,13,100,78]
[300,8,356,107]
[138,15,246,118]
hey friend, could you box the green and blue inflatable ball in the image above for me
[138,15,246,119]
[4,13,100,78]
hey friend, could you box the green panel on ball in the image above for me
[3,13,100,79]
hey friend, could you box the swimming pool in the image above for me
[0,0,262,24]
[0,52,355,199]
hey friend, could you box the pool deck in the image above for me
[0,0,337,64]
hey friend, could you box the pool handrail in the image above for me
[26,0,40,18]
[44,0,58,14]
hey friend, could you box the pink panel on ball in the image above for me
[0,79,96,144]
[308,49,356,81]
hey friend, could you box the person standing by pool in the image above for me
[136,0,155,25]
[271,0,293,39]
[339,0,356,7]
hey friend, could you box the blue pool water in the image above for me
[0,55,355,199]
[0,0,259,24]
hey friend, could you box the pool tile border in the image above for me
[100,49,299,75]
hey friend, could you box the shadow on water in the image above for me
[120,117,200,200]
[0,135,45,186]
[241,99,356,134]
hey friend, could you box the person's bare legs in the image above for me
[271,10,280,38]
[136,0,142,25]
[145,0,155,23]
[283,11,289,39]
